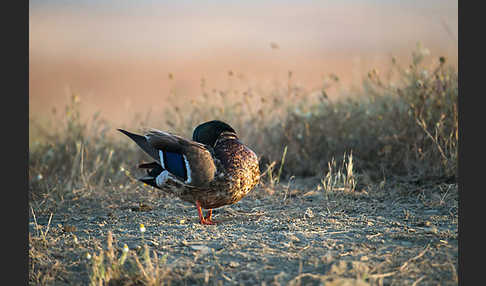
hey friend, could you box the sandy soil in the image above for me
[29,176,458,285]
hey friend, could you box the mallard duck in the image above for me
[118,120,260,225]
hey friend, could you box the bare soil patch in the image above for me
[29,176,457,285]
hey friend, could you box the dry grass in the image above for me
[29,47,458,285]
[28,179,458,285]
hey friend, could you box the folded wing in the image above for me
[118,129,217,188]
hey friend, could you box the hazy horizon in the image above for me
[29,0,458,126]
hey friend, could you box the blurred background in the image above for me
[29,0,458,126]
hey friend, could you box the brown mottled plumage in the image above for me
[118,120,260,225]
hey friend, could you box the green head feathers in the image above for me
[192,120,236,147]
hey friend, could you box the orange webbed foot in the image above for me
[200,218,216,225]
[196,201,217,225]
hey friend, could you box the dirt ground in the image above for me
[29,176,458,285]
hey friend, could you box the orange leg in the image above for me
[204,209,213,221]
[196,201,215,225]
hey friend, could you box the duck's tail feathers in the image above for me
[138,161,164,177]
[138,176,159,189]
[118,129,159,162]
[139,162,161,169]
[138,161,164,188]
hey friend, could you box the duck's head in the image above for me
[192,120,236,147]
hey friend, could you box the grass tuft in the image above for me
[321,152,356,193]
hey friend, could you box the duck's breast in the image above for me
[213,139,260,203]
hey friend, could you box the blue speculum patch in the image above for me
[163,151,187,180]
